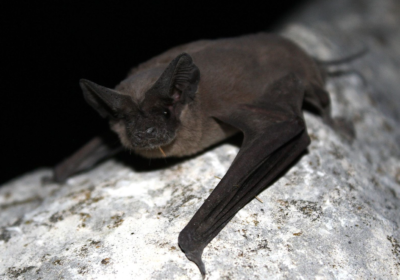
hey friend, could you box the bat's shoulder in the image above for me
[127,39,214,77]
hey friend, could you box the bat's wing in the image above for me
[178,73,311,275]
[53,131,123,183]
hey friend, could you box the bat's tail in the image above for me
[314,47,368,66]
[315,47,368,85]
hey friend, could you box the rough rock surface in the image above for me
[1,0,400,279]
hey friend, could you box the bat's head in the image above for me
[80,53,200,154]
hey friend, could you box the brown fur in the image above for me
[111,33,324,158]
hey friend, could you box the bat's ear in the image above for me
[150,53,200,104]
[80,79,133,118]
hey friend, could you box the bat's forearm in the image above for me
[53,132,122,183]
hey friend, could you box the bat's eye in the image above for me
[113,113,125,120]
[163,109,170,119]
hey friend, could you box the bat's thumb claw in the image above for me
[181,246,206,276]
[189,253,206,277]
[178,230,206,276]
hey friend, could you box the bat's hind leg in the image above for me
[304,84,355,140]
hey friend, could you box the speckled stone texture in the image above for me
[1,0,400,279]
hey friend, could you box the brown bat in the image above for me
[53,33,355,275]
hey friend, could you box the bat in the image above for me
[53,33,355,275]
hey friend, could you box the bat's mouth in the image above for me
[129,131,175,151]
[131,139,174,159]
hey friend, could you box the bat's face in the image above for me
[108,77,182,150]
[80,53,200,153]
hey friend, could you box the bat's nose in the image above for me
[131,127,159,147]
[146,127,155,134]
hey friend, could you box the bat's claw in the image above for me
[333,117,356,142]
[186,251,206,277]
[178,230,206,276]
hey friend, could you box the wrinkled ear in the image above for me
[150,53,200,104]
[80,79,133,118]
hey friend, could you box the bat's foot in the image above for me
[41,175,57,185]
[52,168,68,184]
[178,230,206,276]
[333,117,356,142]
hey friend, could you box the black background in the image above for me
[1,1,309,185]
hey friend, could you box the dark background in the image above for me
[1,1,309,185]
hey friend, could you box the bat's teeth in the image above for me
[158,146,166,157]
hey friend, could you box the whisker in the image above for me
[159,146,167,157]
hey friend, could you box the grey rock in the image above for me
[286,0,400,123]
[1,0,400,279]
